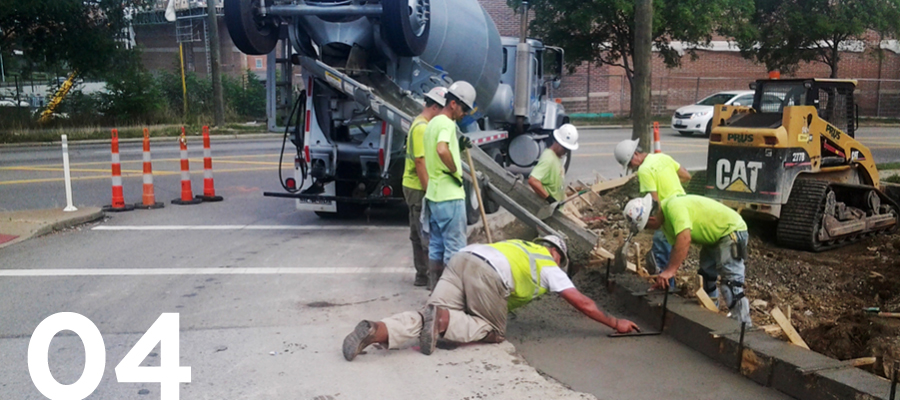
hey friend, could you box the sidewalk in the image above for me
[0,207,103,249]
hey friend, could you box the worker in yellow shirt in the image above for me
[614,139,691,288]
[341,235,640,361]
[402,87,447,287]
[624,194,751,325]
[528,124,579,203]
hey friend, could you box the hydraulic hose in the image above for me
[279,90,307,193]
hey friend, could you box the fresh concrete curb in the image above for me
[0,208,104,249]
[603,273,894,399]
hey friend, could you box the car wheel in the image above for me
[678,131,693,137]
[704,121,712,137]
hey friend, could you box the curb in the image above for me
[604,273,894,399]
[0,209,105,250]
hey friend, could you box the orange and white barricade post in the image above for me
[135,128,164,209]
[653,121,662,153]
[196,126,223,202]
[171,127,203,205]
[102,129,134,212]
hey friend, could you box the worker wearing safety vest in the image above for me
[342,235,640,361]
[402,87,447,287]
[614,138,691,289]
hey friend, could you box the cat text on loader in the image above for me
[689,78,900,251]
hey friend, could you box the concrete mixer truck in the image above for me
[224,0,567,219]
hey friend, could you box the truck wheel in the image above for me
[224,0,279,55]
[382,0,430,57]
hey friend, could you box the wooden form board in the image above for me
[591,246,636,273]
[771,306,810,349]
[695,287,719,312]
[591,174,634,193]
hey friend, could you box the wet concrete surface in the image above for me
[507,270,793,400]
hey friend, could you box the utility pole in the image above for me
[207,0,225,127]
[632,0,653,148]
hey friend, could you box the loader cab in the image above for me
[752,79,857,137]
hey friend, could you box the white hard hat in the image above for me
[424,86,447,107]
[447,81,476,111]
[534,235,569,271]
[623,194,653,232]
[614,138,640,171]
[553,124,579,151]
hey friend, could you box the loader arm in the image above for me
[40,71,78,124]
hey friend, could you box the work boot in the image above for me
[427,260,444,291]
[480,330,505,344]
[414,273,428,287]
[342,320,378,361]
[419,304,447,355]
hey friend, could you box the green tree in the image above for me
[720,0,900,77]
[511,0,723,94]
[0,0,148,76]
[100,49,163,123]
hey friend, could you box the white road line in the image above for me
[0,267,409,277]
[92,225,406,231]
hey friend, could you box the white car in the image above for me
[671,90,754,136]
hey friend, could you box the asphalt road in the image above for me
[1,127,894,399]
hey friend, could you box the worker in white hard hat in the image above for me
[341,235,641,361]
[613,138,691,289]
[421,81,478,290]
[623,194,752,325]
[528,124,579,204]
[402,86,447,287]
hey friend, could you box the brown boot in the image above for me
[342,320,378,361]
[426,260,444,291]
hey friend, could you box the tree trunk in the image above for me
[632,0,653,149]
[208,0,226,127]
[829,46,839,78]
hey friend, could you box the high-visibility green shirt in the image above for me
[638,153,685,202]
[402,115,428,191]
[661,195,748,246]
[424,114,465,202]
[529,148,565,201]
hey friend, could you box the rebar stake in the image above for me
[737,322,747,372]
[890,360,898,400]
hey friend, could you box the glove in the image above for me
[458,135,473,150]
[546,195,556,204]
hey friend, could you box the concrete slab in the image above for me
[0,207,103,249]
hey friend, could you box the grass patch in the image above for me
[0,123,269,144]
[884,175,900,184]
[876,162,900,171]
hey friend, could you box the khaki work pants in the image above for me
[403,186,429,279]
[381,252,508,349]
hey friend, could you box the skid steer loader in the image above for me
[688,78,899,251]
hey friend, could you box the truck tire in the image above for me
[224,0,279,55]
[382,0,430,57]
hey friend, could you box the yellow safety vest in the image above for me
[488,240,558,311]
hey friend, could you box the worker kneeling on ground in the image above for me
[624,194,752,325]
[528,124,579,203]
[342,235,640,361]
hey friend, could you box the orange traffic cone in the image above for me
[653,121,662,153]
[103,129,134,212]
[196,126,223,202]
[171,127,202,205]
[135,128,164,209]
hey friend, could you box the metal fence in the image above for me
[557,75,900,118]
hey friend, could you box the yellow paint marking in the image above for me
[0,167,278,186]
[0,153,282,170]
[2,166,142,174]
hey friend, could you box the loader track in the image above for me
[776,179,898,252]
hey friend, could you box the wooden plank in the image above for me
[771,307,810,349]
[847,357,877,367]
[591,174,634,193]
[759,324,782,334]
[591,246,636,272]
[695,287,719,312]
[633,242,649,277]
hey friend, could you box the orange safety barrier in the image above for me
[102,129,134,212]
[171,127,203,205]
[196,126,223,202]
[135,128,164,209]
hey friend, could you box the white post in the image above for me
[61,135,77,212]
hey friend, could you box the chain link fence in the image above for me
[557,75,900,118]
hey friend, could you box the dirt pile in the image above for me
[563,177,900,378]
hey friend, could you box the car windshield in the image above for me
[696,93,736,106]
